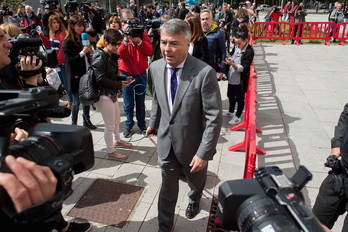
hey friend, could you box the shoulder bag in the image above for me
[79,66,99,106]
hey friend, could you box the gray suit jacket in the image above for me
[149,54,222,165]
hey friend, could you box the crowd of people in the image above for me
[0,0,347,232]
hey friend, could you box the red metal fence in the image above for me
[251,22,348,46]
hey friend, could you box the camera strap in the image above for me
[19,69,41,79]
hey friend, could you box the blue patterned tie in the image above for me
[170,67,179,104]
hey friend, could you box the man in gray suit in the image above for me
[146,19,222,232]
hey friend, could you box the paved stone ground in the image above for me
[51,12,348,232]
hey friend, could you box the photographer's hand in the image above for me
[0,155,57,214]
[12,127,28,143]
[20,55,42,71]
[19,55,43,86]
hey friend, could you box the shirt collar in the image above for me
[166,56,187,69]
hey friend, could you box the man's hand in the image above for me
[130,37,142,44]
[0,155,57,214]
[330,147,341,157]
[146,127,158,137]
[189,156,208,173]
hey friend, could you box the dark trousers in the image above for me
[312,173,348,231]
[157,148,207,232]
[121,71,147,130]
[227,83,244,118]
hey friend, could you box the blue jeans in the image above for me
[121,71,147,130]
[57,65,73,102]
[71,91,91,123]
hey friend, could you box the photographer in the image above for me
[118,9,152,138]
[0,27,59,231]
[218,2,233,52]
[80,3,104,34]
[312,103,348,231]
[269,6,283,35]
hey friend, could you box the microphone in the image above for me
[81,33,90,46]
[37,106,71,118]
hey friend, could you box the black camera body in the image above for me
[122,19,144,38]
[272,6,281,12]
[64,0,79,13]
[0,5,11,16]
[0,86,94,222]
[10,33,58,69]
[217,166,325,232]
[146,19,165,38]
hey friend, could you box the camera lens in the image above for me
[237,194,300,232]
[7,135,61,163]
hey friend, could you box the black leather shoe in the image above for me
[185,202,199,219]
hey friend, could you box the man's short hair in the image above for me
[159,18,191,42]
[120,8,133,19]
[200,9,212,17]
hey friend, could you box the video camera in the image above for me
[122,19,144,38]
[9,33,57,68]
[40,0,59,6]
[146,19,165,38]
[64,0,79,14]
[0,86,94,224]
[80,0,91,12]
[0,4,11,16]
[217,166,325,232]
[272,6,281,12]
[8,33,57,88]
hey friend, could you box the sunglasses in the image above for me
[109,41,121,46]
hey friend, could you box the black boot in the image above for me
[83,115,97,129]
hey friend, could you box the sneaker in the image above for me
[141,128,147,137]
[108,151,127,159]
[66,221,92,232]
[123,128,132,138]
[228,116,241,125]
[222,111,234,117]
[115,140,133,148]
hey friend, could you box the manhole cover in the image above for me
[68,179,144,228]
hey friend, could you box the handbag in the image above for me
[79,66,99,106]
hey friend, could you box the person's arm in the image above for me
[331,103,348,156]
[92,52,128,90]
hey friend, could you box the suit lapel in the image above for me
[171,55,195,118]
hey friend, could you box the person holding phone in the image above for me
[92,29,134,159]
[223,23,254,125]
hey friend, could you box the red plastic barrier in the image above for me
[291,22,335,45]
[252,22,340,46]
[333,22,348,46]
[228,65,266,179]
[252,22,292,45]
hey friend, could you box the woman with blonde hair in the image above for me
[62,15,96,129]
[96,16,122,48]
[0,23,22,37]
[185,15,209,63]
[48,14,73,108]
